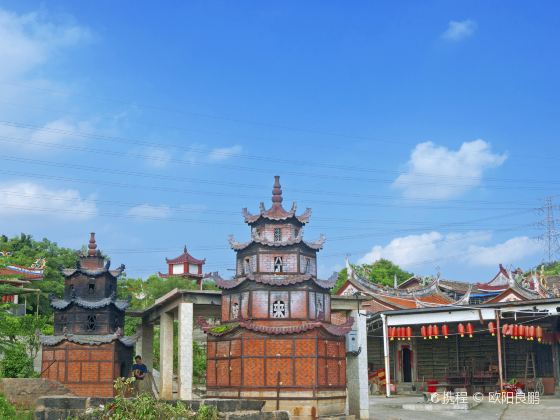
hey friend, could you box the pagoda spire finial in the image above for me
[272,175,283,206]
[88,232,97,257]
[184,245,188,253]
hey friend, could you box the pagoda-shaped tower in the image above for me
[204,176,352,418]
[40,233,134,397]
[158,246,206,289]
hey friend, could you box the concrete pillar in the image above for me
[347,309,369,419]
[160,311,174,399]
[136,323,154,372]
[177,302,194,400]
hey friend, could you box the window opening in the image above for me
[305,258,311,274]
[272,300,287,318]
[232,302,239,319]
[274,256,283,273]
[86,315,97,331]
[274,228,282,242]
[88,283,95,294]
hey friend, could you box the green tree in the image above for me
[331,259,413,293]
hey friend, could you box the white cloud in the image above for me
[127,204,171,220]
[358,231,540,270]
[142,147,172,168]
[466,237,541,266]
[393,139,507,200]
[0,8,91,81]
[0,182,97,220]
[441,19,477,42]
[208,145,242,162]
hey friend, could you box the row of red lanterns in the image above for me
[501,324,543,341]
[1,295,14,303]
[388,326,412,340]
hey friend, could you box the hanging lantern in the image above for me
[466,323,474,338]
[389,327,395,341]
[398,327,404,340]
[458,323,465,338]
[502,323,509,337]
[442,324,449,339]
[512,324,519,340]
[536,326,543,342]
[528,326,535,341]
[406,326,412,341]
[433,325,440,339]
[488,321,496,336]
[507,324,514,337]
[518,325,525,340]
[428,324,433,339]
[421,325,427,340]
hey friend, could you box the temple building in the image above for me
[40,233,135,397]
[158,246,206,289]
[202,176,353,418]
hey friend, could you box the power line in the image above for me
[0,120,559,187]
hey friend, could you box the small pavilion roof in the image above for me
[166,246,206,265]
[214,272,336,290]
[242,176,312,225]
[228,233,325,251]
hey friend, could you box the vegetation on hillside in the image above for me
[332,258,413,293]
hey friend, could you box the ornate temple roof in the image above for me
[50,295,129,311]
[40,333,135,347]
[242,176,312,225]
[228,233,325,251]
[214,272,336,290]
[165,246,206,265]
[0,265,43,280]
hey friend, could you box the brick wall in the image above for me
[207,333,346,390]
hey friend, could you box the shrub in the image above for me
[0,394,16,419]
[1,344,35,378]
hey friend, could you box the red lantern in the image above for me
[527,326,534,341]
[502,323,509,336]
[466,323,474,338]
[406,326,412,341]
[433,325,439,339]
[389,327,395,341]
[421,325,427,340]
[442,324,449,339]
[428,325,433,339]
[398,327,403,340]
[536,326,543,342]
[518,325,525,340]
[507,324,514,337]
[458,323,465,338]
[512,324,519,340]
[488,321,496,336]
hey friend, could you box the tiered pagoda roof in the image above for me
[165,246,206,265]
[241,176,312,225]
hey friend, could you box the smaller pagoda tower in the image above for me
[158,246,206,289]
[40,233,134,397]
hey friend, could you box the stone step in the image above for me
[318,415,355,420]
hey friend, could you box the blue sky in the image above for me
[0,1,558,282]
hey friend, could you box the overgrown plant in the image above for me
[78,377,217,420]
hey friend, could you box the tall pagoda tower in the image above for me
[40,233,134,397]
[204,176,352,418]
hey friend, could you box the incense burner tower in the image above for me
[40,233,134,397]
[205,176,352,418]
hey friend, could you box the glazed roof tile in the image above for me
[214,273,336,290]
[205,318,354,337]
[228,233,325,251]
[50,296,129,311]
[0,265,43,280]
[40,333,135,347]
